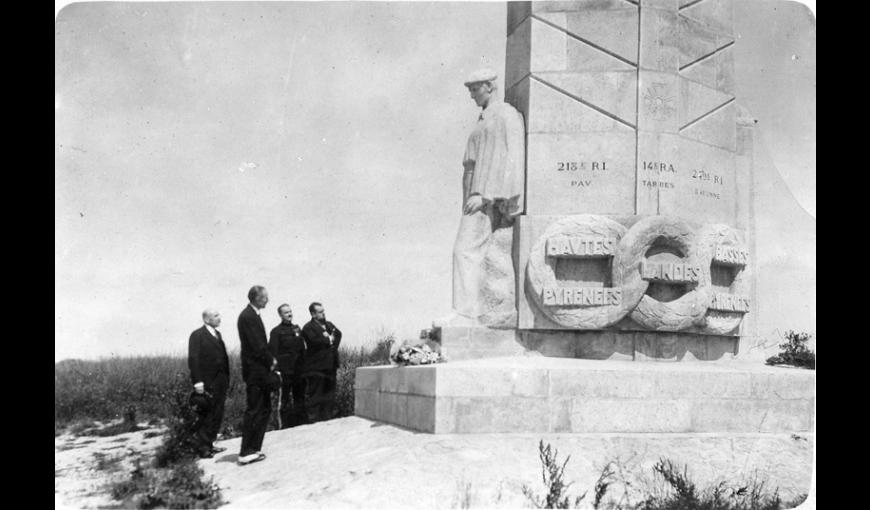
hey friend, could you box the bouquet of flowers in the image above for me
[390,342,442,366]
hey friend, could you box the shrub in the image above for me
[636,458,805,510]
[518,445,808,510]
[765,330,815,370]
[153,377,203,468]
[522,440,587,509]
[109,381,224,509]
[110,458,223,509]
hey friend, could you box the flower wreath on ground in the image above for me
[389,339,443,366]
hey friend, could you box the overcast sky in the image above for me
[55,1,815,361]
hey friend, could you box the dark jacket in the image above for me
[237,305,273,384]
[268,322,306,376]
[187,326,230,385]
[301,319,342,373]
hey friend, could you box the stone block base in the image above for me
[436,326,738,362]
[355,357,814,434]
[438,326,525,361]
[519,330,739,361]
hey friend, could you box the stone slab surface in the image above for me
[198,416,814,509]
[356,358,815,434]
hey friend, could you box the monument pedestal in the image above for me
[355,357,814,434]
[438,326,741,362]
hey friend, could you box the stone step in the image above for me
[355,358,814,434]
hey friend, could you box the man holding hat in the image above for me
[441,68,526,325]
[187,308,230,458]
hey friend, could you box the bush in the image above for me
[522,440,587,509]
[110,458,223,509]
[519,444,807,510]
[635,458,806,510]
[153,378,203,468]
[765,330,815,370]
[109,382,223,509]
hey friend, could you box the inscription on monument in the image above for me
[691,168,725,200]
[556,161,608,172]
[709,293,751,313]
[542,287,623,307]
[643,161,676,173]
[640,261,701,283]
[642,180,675,188]
[642,160,676,189]
[545,236,617,258]
[554,160,611,189]
[691,169,724,184]
[713,245,749,266]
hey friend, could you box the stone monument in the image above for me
[356,0,814,438]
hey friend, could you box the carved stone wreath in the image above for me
[620,216,711,331]
[696,223,751,335]
[526,215,634,328]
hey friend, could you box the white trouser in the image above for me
[452,204,502,318]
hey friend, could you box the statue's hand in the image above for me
[463,194,484,215]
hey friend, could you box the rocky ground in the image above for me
[199,417,815,510]
[54,416,815,510]
[54,422,166,510]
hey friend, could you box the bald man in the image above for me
[188,308,230,458]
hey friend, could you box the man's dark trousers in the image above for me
[278,376,308,428]
[240,382,271,455]
[304,371,336,423]
[238,304,274,457]
[194,373,228,449]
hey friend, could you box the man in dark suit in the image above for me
[187,308,230,458]
[301,302,342,423]
[237,285,276,465]
[268,304,308,428]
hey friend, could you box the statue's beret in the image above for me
[463,68,498,86]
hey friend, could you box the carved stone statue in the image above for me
[439,69,525,326]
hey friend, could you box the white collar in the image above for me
[249,303,261,316]
[479,98,504,120]
[204,324,219,338]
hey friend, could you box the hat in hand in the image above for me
[189,390,213,414]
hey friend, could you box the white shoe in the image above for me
[237,452,266,465]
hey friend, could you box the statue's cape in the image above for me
[463,101,525,216]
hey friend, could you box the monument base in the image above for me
[438,326,739,362]
[354,357,814,434]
